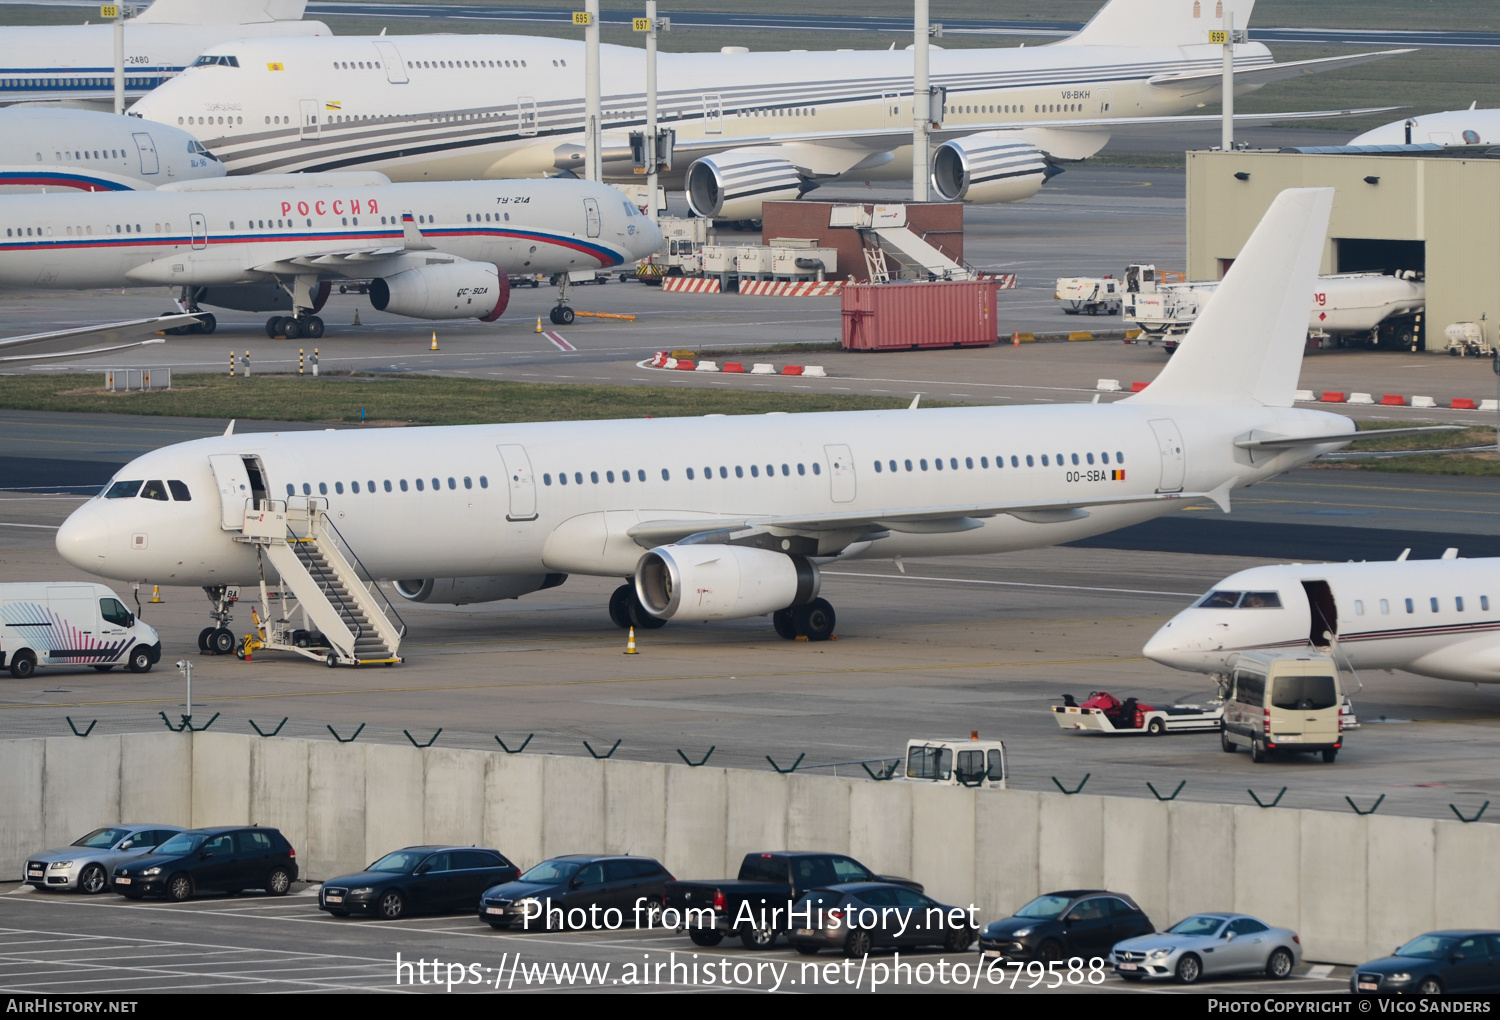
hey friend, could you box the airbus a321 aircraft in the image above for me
[0,174,660,337]
[1145,555,1500,684]
[0,107,224,193]
[57,188,1413,644]
[130,0,1403,219]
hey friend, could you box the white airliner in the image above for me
[55,188,1423,643]
[1144,555,1500,684]
[129,0,1402,218]
[0,173,661,337]
[1350,104,1500,147]
[0,107,223,193]
[0,0,327,109]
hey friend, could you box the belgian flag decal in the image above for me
[1111,469,1126,481]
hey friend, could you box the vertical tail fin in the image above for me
[1128,187,1333,408]
[132,0,306,24]
[1056,0,1255,48]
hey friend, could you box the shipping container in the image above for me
[841,280,999,351]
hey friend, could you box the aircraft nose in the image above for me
[633,216,664,259]
[1142,619,1195,668]
[56,501,110,574]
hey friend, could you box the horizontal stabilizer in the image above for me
[1149,50,1415,91]
[0,315,196,363]
[1235,426,1462,449]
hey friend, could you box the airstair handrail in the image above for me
[317,513,408,639]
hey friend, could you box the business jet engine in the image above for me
[931,135,1055,204]
[685,150,808,221]
[369,262,511,321]
[393,573,566,605]
[633,544,820,622]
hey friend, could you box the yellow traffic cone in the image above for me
[352,308,362,326]
[624,626,638,654]
[149,586,163,603]
[535,316,543,333]
[430,331,439,351]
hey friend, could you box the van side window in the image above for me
[104,480,142,499]
[1233,671,1265,705]
[99,598,131,626]
[167,480,191,501]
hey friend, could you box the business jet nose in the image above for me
[56,501,110,574]
[1141,618,1198,669]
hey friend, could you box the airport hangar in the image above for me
[1186,147,1500,350]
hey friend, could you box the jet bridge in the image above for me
[236,498,405,667]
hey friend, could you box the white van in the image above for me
[1221,651,1343,763]
[899,738,1007,789]
[0,583,160,678]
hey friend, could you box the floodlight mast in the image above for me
[1221,11,1235,151]
[111,4,125,116]
[585,0,601,181]
[646,1,660,221]
[913,0,930,201]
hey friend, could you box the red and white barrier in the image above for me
[661,277,721,293]
[980,273,1019,290]
[1296,390,1488,411]
[738,280,845,297]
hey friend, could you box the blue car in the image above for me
[1352,931,1500,994]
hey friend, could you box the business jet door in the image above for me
[496,445,538,521]
[132,132,159,175]
[825,445,856,503]
[299,99,320,140]
[702,94,722,134]
[584,198,601,239]
[374,41,408,83]
[1148,419,1185,493]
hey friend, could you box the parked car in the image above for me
[1352,932,1500,994]
[1111,913,1302,984]
[478,854,672,930]
[978,890,1154,963]
[788,883,977,957]
[666,852,923,950]
[24,825,183,894]
[321,846,517,920]
[112,826,297,901]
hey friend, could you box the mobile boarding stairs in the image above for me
[236,498,405,667]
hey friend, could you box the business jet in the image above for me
[0,0,327,109]
[1350,104,1500,147]
[0,107,223,193]
[0,173,661,337]
[1144,554,1500,684]
[53,187,1431,646]
[129,0,1404,219]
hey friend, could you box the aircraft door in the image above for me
[824,444,856,503]
[208,454,252,530]
[701,93,722,134]
[374,41,409,84]
[299,99,320,140]
[496,444,538,521]
[131,132,159,175]
[1148,418,1185,492]
[189,213,207,250]
[517,97,537,136]
[1301,579,1337,647]
[583,198,601,238]
[1096,87,1113,115]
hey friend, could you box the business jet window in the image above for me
[140,480,169,502]
[1456,597,1465,612]
[104,480,142,499]
[1431,598,1440,613]
[1379,599,1389,614]
[1355,600,1365,616]
[383,480,392,492]
[1483,596,1491,611]
[920,459,929,471]
[1405,599,1414,614]
[1071,454,1080,465]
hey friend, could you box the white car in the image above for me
[24,825,183,894]
[1111,913,1303,984]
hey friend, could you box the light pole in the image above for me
[1214,12,1241,152]
[635,3,670,221]
[913,0,930,201]
[583,0,601,182]
[104,3,125,116]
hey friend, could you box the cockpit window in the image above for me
[1197,590,1240,608]
[1238,591,1281,608]
[621,201,636,218]
[192,54,240,68]
[104,480,142,499]
[1196,590,1283,609]
[167,480,191,501]
[140,480,169,502]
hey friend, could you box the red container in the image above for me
[840,281,999,351]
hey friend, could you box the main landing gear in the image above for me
[609,584,666,630]
[265,315,325,340]
[197,585,239,656]
[549,273,575,325]
[773,599,836,642]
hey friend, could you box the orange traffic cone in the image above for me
[1012,329,1020,347]
[624,627,638,654]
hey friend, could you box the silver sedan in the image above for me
[24,825,183,894]
[1110,913,1303,984]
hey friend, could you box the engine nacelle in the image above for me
[369,262,511,321]
[196,282,329,313]
[393,573,566,605]
[685,150,806,221]
[634,544,819,622]
[931,135,1053,204]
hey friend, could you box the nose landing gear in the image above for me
[199,585,240,655]
[549,273,576,325]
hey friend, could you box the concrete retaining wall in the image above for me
[4,730,1492,965]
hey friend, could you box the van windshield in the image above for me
[1271,675,1338,711]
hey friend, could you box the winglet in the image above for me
[401,211,434,251]
[223,419,235,437]
[909,394,921,410]
[1205,479,1233,514]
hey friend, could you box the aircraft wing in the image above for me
[0,315,199,364]
[629,489,1212,550]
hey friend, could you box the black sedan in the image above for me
[978,890,1154,963]
[1353,931,1500,994]
[112,826,297,901]
[788,883,977,957]
[320,846,518,920]
[478,855,672,930]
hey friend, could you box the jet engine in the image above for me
[369,262,511,321]
[931,135,1054,204]
[393,573,566,605]
[685,150,806,221]
[633,544,819,622]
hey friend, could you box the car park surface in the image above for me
[321,846,518,921]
